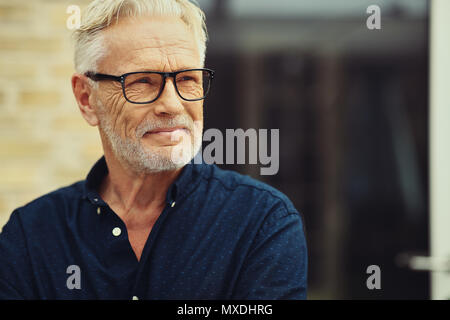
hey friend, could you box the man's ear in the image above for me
[72,73,100,126]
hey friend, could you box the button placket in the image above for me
[130,201,177,297]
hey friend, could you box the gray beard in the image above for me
[97,100,202,174]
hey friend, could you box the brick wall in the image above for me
[0,0,103,228]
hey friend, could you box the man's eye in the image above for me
[178,76,195,82]
[135,77,152,84]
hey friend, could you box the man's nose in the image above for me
[153,78,184,116]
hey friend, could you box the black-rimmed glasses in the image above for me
[85,68,214,104]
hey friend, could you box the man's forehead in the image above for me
[99,15,200,72]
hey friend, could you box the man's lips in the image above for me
[143,126,189,137]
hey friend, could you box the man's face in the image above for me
[93,16,203,173]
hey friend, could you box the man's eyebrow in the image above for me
[137,67,199,72]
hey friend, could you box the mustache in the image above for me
[135,116,194,138]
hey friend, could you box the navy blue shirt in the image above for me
[0,157,307,300]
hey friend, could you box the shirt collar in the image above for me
[83,156,204,206]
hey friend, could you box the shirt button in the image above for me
[97,207,101,215]
[112,227,121,237]
[132,296,139,300]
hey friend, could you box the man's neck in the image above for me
[99,152,183,217]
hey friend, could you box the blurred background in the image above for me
[200,0,430,299]
[0,0,437,299]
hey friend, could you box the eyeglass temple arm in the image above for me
[84,72,122,82]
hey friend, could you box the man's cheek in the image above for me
[105,89,127,116]
[106,100,131,136]
[122,115,142,140]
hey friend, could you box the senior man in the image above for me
[0,0,307,300]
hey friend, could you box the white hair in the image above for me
[73,0,208,75]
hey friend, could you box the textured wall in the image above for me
[0,0,102,228]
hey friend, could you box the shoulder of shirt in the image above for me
[196,163,298,215]
[11,180,85,219]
